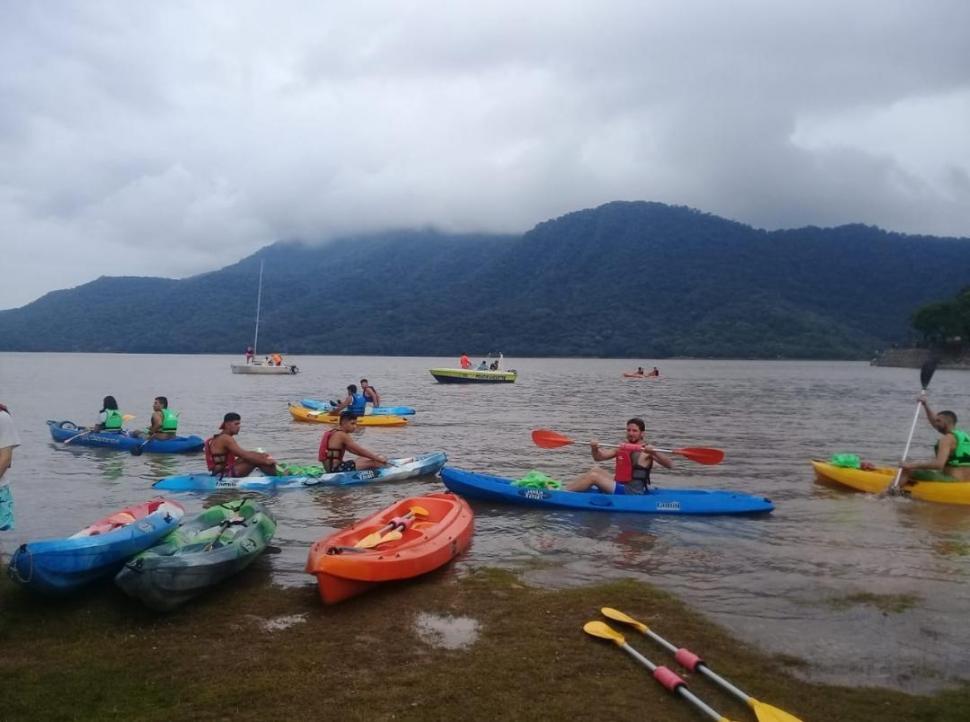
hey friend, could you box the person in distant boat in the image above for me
[477,360,488,370]
[318,411,389,472]
[360,379,380,408]
[263,356,272,366]
[272,353,283,366]
[131,396,179,441]
[649,367,660,377]
[460,354,472,370]
[245,346,254,364]
[331,384,368,416]
[635,367,645,376]
[205,412,278,478]
[489,360,499,371]
[0,402,21,532]
[897,397,970,484]
[565,418,673,495]
[94,396,126,433]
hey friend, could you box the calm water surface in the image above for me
[1,353,969,693]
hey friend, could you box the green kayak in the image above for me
[114,499,276,611]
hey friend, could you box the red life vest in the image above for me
[318,429,344,471]
[205,434,237,477]
[614,443,651,484]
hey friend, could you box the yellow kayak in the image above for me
[811,460,970,506]
[288,403,408,427]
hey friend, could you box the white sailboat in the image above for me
[230,260,299,375]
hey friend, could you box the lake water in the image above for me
[1,353,969,693]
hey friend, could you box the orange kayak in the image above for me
[305,492,474,604]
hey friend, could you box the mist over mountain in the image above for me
[2,201,967,359]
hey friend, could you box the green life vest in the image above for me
[938,428,970,467]
[159,408,179,433]
[103,409,124,431]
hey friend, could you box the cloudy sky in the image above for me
[2,1,968,309]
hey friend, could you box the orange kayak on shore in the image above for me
[305,492,474,604]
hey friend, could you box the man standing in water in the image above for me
[897,396,970,484]
[205,413,279,478]
[0,402,21,531]
[565,418,672,495]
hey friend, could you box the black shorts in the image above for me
[330,460,356,472]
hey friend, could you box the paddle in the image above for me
[531,429,725,465]
[354,505,429,549]
[601,608,802,722]
[887,357,940,496]
[583,621,738,722]
[64,415,136,445]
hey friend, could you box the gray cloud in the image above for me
[1,1,968,309]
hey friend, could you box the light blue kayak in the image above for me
[300,398,416,416]
[153,452,448,493]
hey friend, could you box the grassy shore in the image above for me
[1,564,968,722]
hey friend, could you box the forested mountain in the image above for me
[2,201,968,358]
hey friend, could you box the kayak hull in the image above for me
[623,373,659,379]
[288,403,407,426]
[440,467,773,515]
[115,499,276,611]
[230,363,299,375]
[300,398,416,416]
[811,460,970,505]
[47,421,203,454]
[429,367,517,383]
[7,499,185,594]
[153,452,448,493]
[306,492,473,604]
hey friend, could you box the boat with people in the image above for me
[811,459,970,505]
[230,260,299,375]
[288,403,408,426]
[153,452,448,493]
[7,498,185,594]
[305,492,474,604]
[429,353,517,383]
[299,398,416,416]
[115,499,277,611]
[47,420,204,454]
[439,467,774,515]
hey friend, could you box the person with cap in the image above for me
[318,411,390,473]
[204,412,279,478]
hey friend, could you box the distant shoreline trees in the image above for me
[912,286,970,350]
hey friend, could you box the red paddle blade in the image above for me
[531,429,574,449]
[674,447,724,465]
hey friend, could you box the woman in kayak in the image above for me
[898,397,970,483]
[318,412,389,472]
[94,396,126,433]
[565,417,673,495]
[205,412,279,478]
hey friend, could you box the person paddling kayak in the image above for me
[565,417,673,495]
[330,384,368,416]
[131,396,179,441]
[205,412,279,478]
[318,411,389,472]
[94,396,127,433]
[898,396,970,484]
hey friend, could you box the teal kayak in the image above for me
[300,398,416,416]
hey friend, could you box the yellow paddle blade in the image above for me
[601,607,648,633]
[354,530,385,549]
[749,698,804,722]
[410,505,429,516]
[122,414,136,421]
[583,621,626,646]
[377,529,403,545]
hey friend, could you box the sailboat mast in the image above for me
[253,260,264,357]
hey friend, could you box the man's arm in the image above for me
[344,438,387,464]
[903,435,952,471]
[331,395,351,414]
[0,446,13,482]
[920,397,937,426]
[224,436,274,465]
[149,411,163,436]
[590,442,617,462]
[642,446,673,469]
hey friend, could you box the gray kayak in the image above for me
[114,499,276,611]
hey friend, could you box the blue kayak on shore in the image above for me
[153,452,448,493]
[300,398,416,416]
[47,420,204,454]
[439,467,774,515]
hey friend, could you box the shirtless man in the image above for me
[565,417,673,495]
[897,396,970,485]
[318,412,389,472]
[205,412,278,478]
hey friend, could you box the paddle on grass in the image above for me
[601,608,802,722]
[583,622,738,722]
[887,357,939,495]
[531,429,725,465]
[354,505,429,549]
[64,415,136,445]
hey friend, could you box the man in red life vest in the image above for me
[318,411,389,472]
[205,412,279,478]
[565,417,672,494]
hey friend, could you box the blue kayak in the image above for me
[439,467,774,515]
[300,398,416,416]
[47,420,204,454]
[7,499,185,594]
[153,452,448,493]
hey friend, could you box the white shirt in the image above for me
[0,410,21,487]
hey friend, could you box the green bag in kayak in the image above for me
[830,453,861,469]
[276,461,325,478]
[512,470,563,490]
